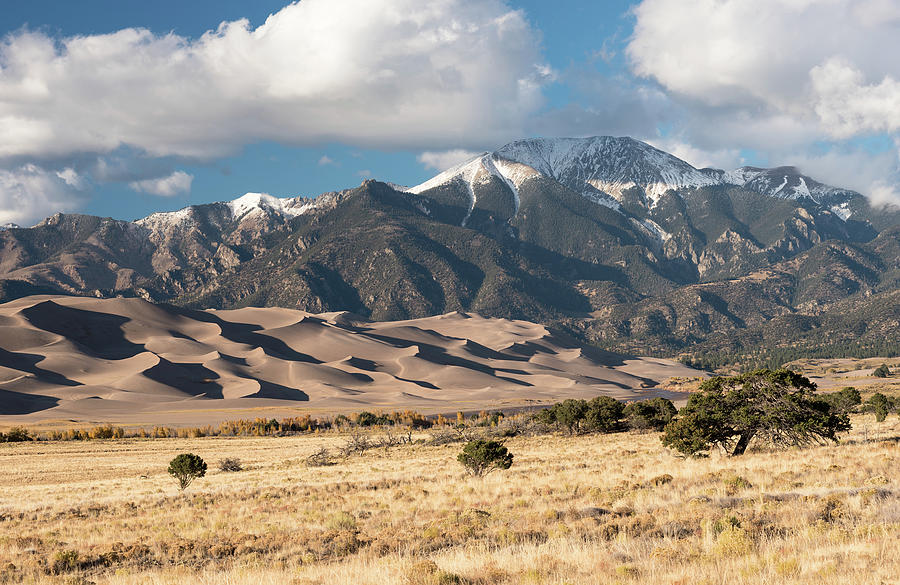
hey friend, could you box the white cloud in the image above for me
[417,149,482,170]
[0,0,548,163]
[318,155,335,166]
[782,145,900,206]
[55,167,86,189]
[128,171,193,197]
[626,0,900,200]
[645,138,743,171]
[357,169,372,178]
[868,181,900,208]
[628,0,900,111]
[810,58,900,138]
[0,165,86,225]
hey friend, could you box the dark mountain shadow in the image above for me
[395,377,439,390]
[337,356,438,388]
[0,347,80,386]
[143,358,224,399]
[359,332,531,386]
[252,380,309,401]
[164,305,323,364]
[0,279,68,303]
[0,388,60,415]
[20,300,143,359]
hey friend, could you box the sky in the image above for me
[1,0,899,225]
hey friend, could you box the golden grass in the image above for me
[0,415,898,585]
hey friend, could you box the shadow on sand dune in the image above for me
[0,388,60,415]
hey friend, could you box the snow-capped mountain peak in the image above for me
[134,191,333,233]
[409,136,861,220]
[495,136,720,205]
[226,192,313,219]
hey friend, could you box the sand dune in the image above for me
[0,296,700,424]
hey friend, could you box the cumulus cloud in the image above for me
[628,0,900,112]
[417,149,482,170]
[0,0,548,163]
[811,58,900,138]
[626,0,900,200]
[128,171,193,197]
[318,155,335,166]
[0,165,87,225]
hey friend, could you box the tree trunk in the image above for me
[732,431,754,456]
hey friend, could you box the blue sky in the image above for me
[1,0,898,224]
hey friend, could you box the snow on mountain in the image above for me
[0,223,19,230]
[135,192,329,232]
[407,152,537,224]
[226,192,318,219]
[410,137,862,221]
[495,136,720,205]
[717,166,854,204]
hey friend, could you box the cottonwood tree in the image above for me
[662,369,850,456]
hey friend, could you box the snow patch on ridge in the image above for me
[408,153,529,224]
[831,201,852,220]
[136,191,325,232]
[227,192,311,219]
[629,217,671,244]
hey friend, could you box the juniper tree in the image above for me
[662,369,850,456]
[167,453,207,491]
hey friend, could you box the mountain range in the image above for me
[3,136,900,369]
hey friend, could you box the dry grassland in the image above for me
[1,416,898,585]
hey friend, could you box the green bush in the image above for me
[538,399,588,434]
[584,396,625,433]
[354,411,395,426]
[537,396,625,434]
[0,427,31,442]
[865,393,894,422]
[873,364,891,378]
[167,453,207,490]
[624,398,677,430]
[457,439,513,477]
[818,387,861,414]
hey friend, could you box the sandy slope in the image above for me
[0,296,699,424]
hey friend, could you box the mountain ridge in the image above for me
[2,135,900,369]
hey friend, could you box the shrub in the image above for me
[1,427,31,442]
[457,439,513,477]
[326,511,357,531]
[724,475,752,495]
[355,411,379,426]
[584,396,625,433]
[50,549,80,574]
[537,396,625,434]
[865,392,893,422]
[538,399,588,434]
[218,457,243,472]
[306,447,336,467]
[624,398,677,430]
[662,369,850,456]
[873,363,891,378]
[167,453,207,491]
[819,387,861,414]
